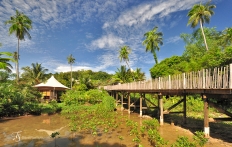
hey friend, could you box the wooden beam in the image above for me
[163,111,184,114]
[209,117,232,122]
[208,100,232,117]
[163,98,184,113]
[144,97,157,107]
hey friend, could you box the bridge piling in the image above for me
[121,92,124,111]
[128,93,131,114]
[203,94,210,137]
[183,94,187,124]
[158,93,164,125]
[140,93,143,117]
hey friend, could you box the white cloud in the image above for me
[166,36,181,44]
[103,0,208,29]
[91,34,124,50]
[54,65,92,73]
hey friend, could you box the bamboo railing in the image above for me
[104,64,232,91]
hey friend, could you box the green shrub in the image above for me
[84,89,106,104]
[100,95,115,112]
[193,131,208,147]
[171,136,196,147]
[22,102,41,115]
[142,119,159,130]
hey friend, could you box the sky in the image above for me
[0,0,231,79]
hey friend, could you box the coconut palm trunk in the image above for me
[199,19,209,51]
[67,54,75,89]
[70,64,73,89]
[16,37,19,82]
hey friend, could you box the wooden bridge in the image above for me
[103,64,232,137]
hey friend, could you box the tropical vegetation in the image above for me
[143,26,163,64]
[67,54,75,89]
[1,1,231,146]
[21,62,48,85]
[5,10,32,83]
[187,1,216,51]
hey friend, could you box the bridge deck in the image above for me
[104,64,232,96]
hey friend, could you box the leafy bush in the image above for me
[84,89,106,104]
[99,95,115,112]
[60,90,84,105]
[0,82,42,116]
[142,119,159,130]
[171,136,196,147]
[22,102,41,115]
[40,101,62,115]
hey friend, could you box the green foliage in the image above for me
[51,131,60,138]
[60,90,84,105]
[171,136,196,147]
[0,82,42,116]
[0,51,13,73]
[22,102,41,115]
[61,88,115,112]
[84,89,108,104]
[150,56,186,78]
[73,83,88,91]
[186,96,203,112]
[147,128,167,146]
[113,65,133,83]
[40,101,62,114]
[21,62,48,85]
[143,26,163,64]
[142,119,159,130]
[54,70,113,88]
[150,27,232,78]
[100,94,115,112]
[193,131,208,147]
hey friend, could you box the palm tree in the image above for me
[79,76,93,89]
[13,51,18,72]
[67,54,75,89]
[134,68,145,81]
[119,45,131,69]
[21,62,48,85]
[5,10,32,83]
[114,65,130,83]
[187,1,216,51]
[0,51,13,73]
[119,45,136,81]
[142,26,163,64]
[221,27,232,46]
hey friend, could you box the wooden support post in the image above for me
[183,94,187,124]
[116,92,118,107]
[121,92,124,111]
[230,64,232,88]
[203,94,210,137]
[140,93,143,117]
[158,93,164,125]
[157,94,160,118]
[128,93,131,114]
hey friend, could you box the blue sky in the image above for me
[0,0,231,78]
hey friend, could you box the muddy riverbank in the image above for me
[0,112,231,147]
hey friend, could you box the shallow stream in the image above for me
[0,112,230,147]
